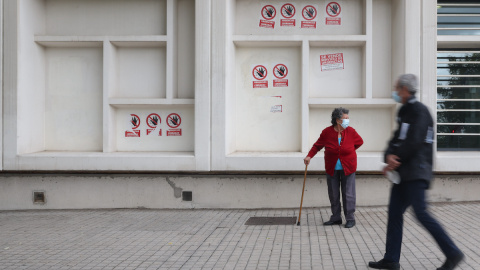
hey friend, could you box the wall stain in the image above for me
[166,177,183,198]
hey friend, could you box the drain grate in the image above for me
[245,216,297,225]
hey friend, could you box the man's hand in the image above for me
[304,156,311,166]
[385,154,401,172]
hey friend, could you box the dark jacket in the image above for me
[384,96,434,186]
[308,126,363,176]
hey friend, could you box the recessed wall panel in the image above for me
[45,0,166,36]
[372,0,392,98]
[235,46,301,152]
[45,47,103,151]
[115,47,166,98]
[235,0,364,35]
[115,107,194,152]
[309,106,393,152]
[309,46,363,98]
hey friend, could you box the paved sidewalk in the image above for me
[0,202,479,270]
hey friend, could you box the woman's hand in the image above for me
[304,156,311,165]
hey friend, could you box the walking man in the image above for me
[368,74,464,270]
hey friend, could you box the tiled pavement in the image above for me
[0,202,479,270]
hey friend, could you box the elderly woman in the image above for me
[304,107,363,228]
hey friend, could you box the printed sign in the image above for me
[270,105,283,113]
[166,113,182,136]
[280,3,296,27]
[320,53,344,71]
[273,63,289,87]
[325,2,341,25]
[252,65,269,88]
[326,2,341,17]
[301,5,317,28]
[260,5,276,29]
[146,113,162,136]
[125,114,141,137]
[167,113,181,129]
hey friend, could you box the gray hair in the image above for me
[397,73,418,94]
[331,107,349,126]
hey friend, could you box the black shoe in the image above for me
[368,259,400,270]
[345,220,355,228]
[323,219,342,225]
[437,252,464,270]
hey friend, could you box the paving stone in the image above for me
[0,203,479,269]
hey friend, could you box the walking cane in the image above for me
[297,164,308,226]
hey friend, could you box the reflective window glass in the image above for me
[437,49,480,150]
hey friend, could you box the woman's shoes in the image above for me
[323,220,342,225]
[345,220,356,228]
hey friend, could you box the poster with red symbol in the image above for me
[252,64,268,88]
[325,2,342,25]
[273,63,289,87]
[301,5,318,29]
[259,5,276,29]
[166,113,182,136]
[125,114,141,137]
[146,113,162,136]
[280,3,296,27]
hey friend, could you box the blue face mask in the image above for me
[392,91,402,103]
[340,119,349,129]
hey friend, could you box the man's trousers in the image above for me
[384,179,461,263]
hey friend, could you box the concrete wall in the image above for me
[0,173,478,210]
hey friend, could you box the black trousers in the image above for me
[384,179,461,263]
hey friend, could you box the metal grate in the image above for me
[244,217,297,225]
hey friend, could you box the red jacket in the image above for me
[307,126,363,176]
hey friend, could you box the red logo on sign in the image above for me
[302,5,317,20]
[273,64,288,79]
[146,113,161,128]
[130,114,140,129]
[281,4,296,18]
[261,5,277,20]
[326,2,341,17]
[252,65,268,80]
[167,113,181,129]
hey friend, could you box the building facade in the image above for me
[0,0,479,210]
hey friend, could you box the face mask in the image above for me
[340,119,349,129]
[392,91,402,103]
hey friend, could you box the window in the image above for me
[437,50,480,150]
[437,1,480,35]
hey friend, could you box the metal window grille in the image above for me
[437,50,480,150]
[437,1,480,35]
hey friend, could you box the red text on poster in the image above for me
[320,53,344,71]
[326,17,341,25]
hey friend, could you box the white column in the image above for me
[2,0,18,169]
[421,0,438,165]
[195,0,211,171]
[404,0,421,77]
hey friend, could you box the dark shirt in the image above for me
[384,96,434,185]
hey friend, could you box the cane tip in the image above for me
[297,222,300,226]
